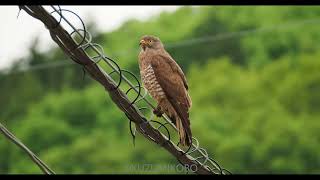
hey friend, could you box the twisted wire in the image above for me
[20,5,231,174]
[49,5,230,174]
[0,122,55,174]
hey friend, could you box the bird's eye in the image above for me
[149,40,152,43]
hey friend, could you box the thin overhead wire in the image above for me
[2,16,320,75]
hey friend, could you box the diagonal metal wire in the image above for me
[18,5,231,174]
[0,122,55,174]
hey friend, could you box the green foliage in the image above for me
[1,6,320,174]
[188,56,320,174]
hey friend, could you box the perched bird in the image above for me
[138,35,192,146]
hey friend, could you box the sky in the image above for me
[0,6,180,70]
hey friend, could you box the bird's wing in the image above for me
[150,54,192,140]
[159,54,189,90]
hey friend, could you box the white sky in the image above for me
[0,6,180,70]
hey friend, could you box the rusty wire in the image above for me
[15,5,231,174]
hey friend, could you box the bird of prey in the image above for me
[138,35,192,146]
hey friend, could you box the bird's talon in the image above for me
[153,109,163,117]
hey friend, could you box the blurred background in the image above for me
[0,5,320,174]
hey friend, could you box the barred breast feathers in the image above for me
[141,65,165,99]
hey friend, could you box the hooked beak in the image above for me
[139,39,146,46]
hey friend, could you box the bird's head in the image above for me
[139,35,163,51]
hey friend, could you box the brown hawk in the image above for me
[138,35,192,146]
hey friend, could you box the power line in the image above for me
[3,17,320,75]
[166,18,320,48]
[1,61,74,75]
[0,122,55,174]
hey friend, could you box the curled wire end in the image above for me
[150,120,171,142]
[17,6,22,19]
[132,136,136,147]
[82,66,86,81]
[177,136,197,157]
[106,57,122,90]
[126,114,136,147]
[130,121,136,147]
[207,157,223,174]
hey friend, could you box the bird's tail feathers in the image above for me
[176,117,192,147]
[162,99,192,147]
